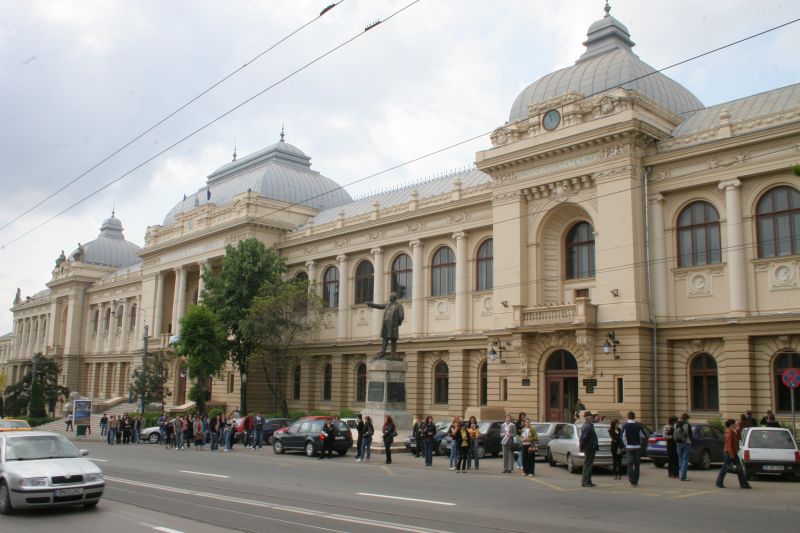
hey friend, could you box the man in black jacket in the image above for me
[320,420,336,459]
[354,414,365,460]
[579,412,599,488]
[413,415,423,458]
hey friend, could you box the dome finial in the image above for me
[111,203,115,218]
[232,140,237,161]
[604,1,611,17]
[280,121,285,142]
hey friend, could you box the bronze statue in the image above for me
[366,292,404,359]
[55,250,66,267]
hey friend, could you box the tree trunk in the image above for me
[239,370,247,415]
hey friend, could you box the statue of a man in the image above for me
[366,292,404,359]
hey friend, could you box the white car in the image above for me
[0,431,104,514]
[739,426,800,480]
[340,418,360,444]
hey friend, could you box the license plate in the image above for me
[55,488,84,497]
[655,441,666,446]
[335,436,345,440]
[763,465,784,471]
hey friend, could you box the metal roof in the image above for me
[69,215,142,269]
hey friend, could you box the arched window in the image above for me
[355,362,367,402]
[322,363,332,401]
[690,353,718,411]
[677,202,721,267]
[354,260,374,304]
[116,306,124,330]
[129,305,137,330]
[479,360,488,406]
[391,254,413,300]
[103,308,111,335]
[757,186,800,258]
[476,239,493,291]
[774,351,800,412]
[292,365,301,400]
[546,349,579,371]
[431,247,456,297]
[323,267,339,308]
[295,271,309,281]
[434,361,449,404]
[91,310,100,336]
[566,222,595,279]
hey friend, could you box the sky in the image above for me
[1,0,799,333]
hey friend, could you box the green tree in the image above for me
[176,305,228,415]
[202,238,286,414]
[243,279,321,417]
[129,350,172,412]
[3,353,68,417]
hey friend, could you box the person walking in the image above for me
[100,414,108,437]
[448,416,461,470]
[579,411,598,487]
[664,416,679,479]
[421,416,436,467]
[622,411,646,487]
[466,417,480,471]
[675,413,693,481]
[501,415,516,474]
[354,414,365,460]
[520,419,538,477]
[716,419,752,489]
[454,421,470,473]
[515,412,526,471]
[358,416,374,462]
[609,419,622,480]
[382,416,396,464]
[65,413,73,432]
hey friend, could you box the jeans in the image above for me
[716,452,750,488]
[468,441,480,470]
[360,437,372,460]
[678,442,692,479]
[449,440,457,468]
[502,443,514,472]
[582,450,595,486]
[384,440,392,463]
[516,441,524,469]
[211,432,219,451]
[100,424,107,437]
[176,430,185,449]
[132,429,139,444]
[355,436,364,458]
[254,429,263,448]
[159,426,165,444]
[107,428,116,445]
[226,429,234,450]
[626,448,642,485]
[424,439,434,466]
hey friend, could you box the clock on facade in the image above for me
[542,109,561,131]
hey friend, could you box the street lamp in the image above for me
[602,330,620,359]
[487,338,506,363]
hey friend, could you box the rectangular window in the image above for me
[227,373,234,394]
[575,288,589,299]
[616,377,624,403]
[501,378,508,402]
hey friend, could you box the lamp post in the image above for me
[141,325,148,415]
[602,331,620,359]
[28,353,37,416]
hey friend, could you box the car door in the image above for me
[283,421,304,449]
[552,425,574,462]
[707,426,725,461]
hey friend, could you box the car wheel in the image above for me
[83,501,99,510]
[697,450,711,470]
[652,459,665,468]
[273,440,285,454]
[566,453,581,474]
[337,449,348,456]
[267,435,274,446]
[305,441,317,457]
[547,449,556,467]
[0,481,13,515]
[476,444,486,460]
[148,432,160,444]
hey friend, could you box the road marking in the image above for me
[153,528,184,533]
[179,470,230,478]
[106,476,450,532]
[357,492,456,506]
[526,476,582,492]
[89,458,109,462]
[671,489,719,499]
[381,465,398,477]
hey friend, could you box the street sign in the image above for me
[782,368,800,389]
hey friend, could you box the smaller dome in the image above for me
[70,214,141,268]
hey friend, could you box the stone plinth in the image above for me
[360,357,411,432]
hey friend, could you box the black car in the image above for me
[272,417,352,457]
[442,421,506,459]
[404,421,450,456]
[646,423,724,469]
[234,418,293,445]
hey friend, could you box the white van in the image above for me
[738,427,800,480]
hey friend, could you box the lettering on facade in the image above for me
[498,152,599,183]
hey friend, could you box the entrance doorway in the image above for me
[545,350,578,422]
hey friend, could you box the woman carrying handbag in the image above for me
[382,415,397,464]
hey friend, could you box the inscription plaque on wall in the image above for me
[521,379,531,387]
[387,382,406,403]
[368,381,385,402]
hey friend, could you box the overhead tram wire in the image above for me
[0,1,345,234]
[0,10,795,250]
[0,0,422,250]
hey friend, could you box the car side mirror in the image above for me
[80,449,89,456]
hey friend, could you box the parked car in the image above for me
[234,418,293,445]
[404,421,450,456]
[272,417,352,457]
[739,426,800,480]
[140,425,162,444]
[340,418,360,443]
[530,422,568,461]
[547,423,614,474]
[646,423,724,469]
[0,431,104,514]
[0,419,32,432]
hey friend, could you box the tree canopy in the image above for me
[129,350,172,413]
[3,353,68,417]
[176,305,228,414]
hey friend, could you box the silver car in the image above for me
[546,423,613,474]
[0,431,104,514]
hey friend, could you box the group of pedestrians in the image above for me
[155,412,268,452]
[100,414,143,445]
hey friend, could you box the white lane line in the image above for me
[105,476,451,533]
[357,492,456,506]
[178,470,230,478]
[88,458,109,462]
[153,528,184,533]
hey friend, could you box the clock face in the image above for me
[542,109,561,131]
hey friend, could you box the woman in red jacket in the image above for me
[715,419,751,489]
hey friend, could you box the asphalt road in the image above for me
[3,439,799,533]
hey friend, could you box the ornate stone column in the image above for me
[119,298,130,353]
[175,266,188,334]
[453,232,468,333]
[649,194,668,318]
[337,255,349,340]
[94,304,104,353]
[719,179,747,317]
[47,301,58,349]
[306,260,318,292]
[410,240,424,336]
[153,271,165,336]
[196,260,209,303]
[371,247,384,338]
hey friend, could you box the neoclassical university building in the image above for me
[4,10,800,426]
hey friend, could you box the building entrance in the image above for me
[545,350,578,422]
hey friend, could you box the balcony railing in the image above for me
[520,297,597,328]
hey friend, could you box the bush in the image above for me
[22,416,55,427]
[208,407,223,419]
[707,417,724,433]
[288,410,307,419]
[29,381,47,418]
[339,408,356,418]
[142,411,162,427]
[309,409,330,416]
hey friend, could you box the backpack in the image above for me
[674,422,687,443]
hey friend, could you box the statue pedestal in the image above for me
[361,357,411,432]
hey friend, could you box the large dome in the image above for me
[508,10,704,123]
[162,137,352,225]
[70,214,141,268]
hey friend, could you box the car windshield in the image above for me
[0,421,31,429]
[533,424,550,434]
[5,435,80,461]
[334,421,349,432]
[748,430,796,449]
[436,422,449,431]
